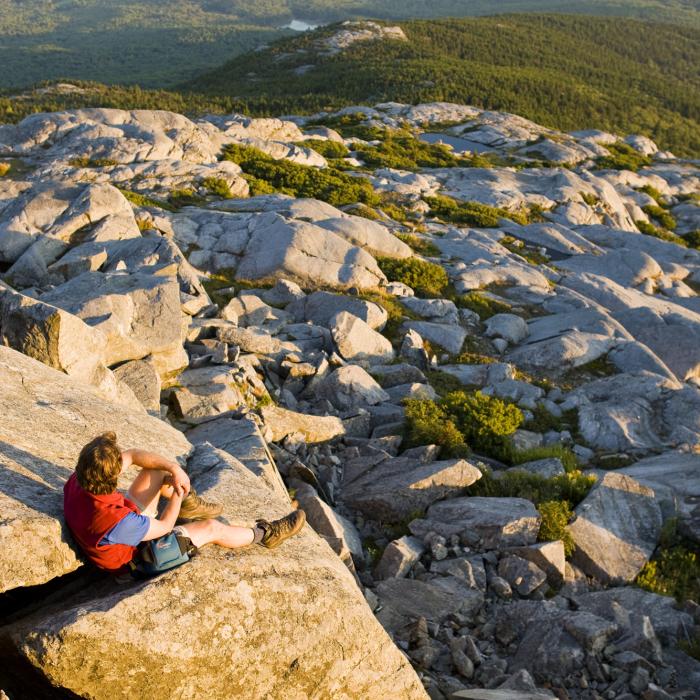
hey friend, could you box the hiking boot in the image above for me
[256,510,306,549]
[177,488,223,522]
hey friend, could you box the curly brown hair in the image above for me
[76,432,122,495]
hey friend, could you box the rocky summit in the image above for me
[0,101,698,700]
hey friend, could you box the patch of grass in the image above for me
[454,291,511,320]
[201,176,233,199]
[642,204,677,230]
[636,219,687,246]
[511,444,579,473]
[376,256,449,298]
[636,519,700,604]
[596,141,652,171]
[524,404,568,434]
[564,355,618,382]
[363,537,384,567]
[135,218,152,232]
[395,232,440,256]
[344,203,382,221]
[680,634,700,662]
[311,113,385,142]
[468,467,596,508]
[426,194,530,227]
[580,191,600,206]
[68,156,118,168]
[168,188,205,208]
[201,268,237,306]
[538,500,576,556]
[298,139,349,159]
[117,188,177,212]
[380,202,410,223]
[404,398,467,457]
[0,163,10,177]
[221,142,379,207]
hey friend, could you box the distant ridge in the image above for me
[184,15,700,157]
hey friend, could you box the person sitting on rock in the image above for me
[63,432,305,574]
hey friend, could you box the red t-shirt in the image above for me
[63,472,141,571]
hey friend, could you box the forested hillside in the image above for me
[0,0,698,88]
[188,15,700,157]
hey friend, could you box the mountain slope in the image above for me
[0,1,699,88]
[186,15,700,157]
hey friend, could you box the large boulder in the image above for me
[0,444,427,699]
[237,215,387,290]
[260,405,345,443]
[343,453,482,521]
[316,365,390,410]
[0,345,191,594]
[330,311,394,364]
[568,472,662,585]
[410,497,541,550]
[40,270,188,379]
[291,290,388,330]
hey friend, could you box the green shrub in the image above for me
[442,390,523,456]
[425,370,466,397]
[168,188,205,208]
[0,163,10,177]
[636,519,700,604]
[299,139,349,159]
[684,230,700,249]
[395,232,440,256]
[452,351,496,365]
[642,204,677,230]
[381,202,410,223]
[596,142,652,171]
[454,291,511,320]
[376,256,449,298]
[222,143,379,207]
[310,113,385,141]
[635,219,687,246]
[538,500,576,556]
[201,176,232,198]
[404,399,467,457]
[344,203,382,221]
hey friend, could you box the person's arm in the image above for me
[121,448,190,496]
[141,485,185,541]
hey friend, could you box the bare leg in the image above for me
[126,470,172,516]
[181,519,255,549]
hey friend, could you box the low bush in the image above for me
[222,143,379,206]
[642,204,676,230]
[454,291,511,320]
[403,399,467,457]
[201,176,233,198]
[442,390,523,456]
[310,113,385,141]
[425,194,534,227]
[596,142,652,171]
[636,519,700,604]
[0,162,10,177]
[299,139,349,159]
[580,191,600,206]
[638,184,665,205]
[537,500,576,556]
[376,256,449,298]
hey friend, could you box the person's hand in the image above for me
[169,464,190,497]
